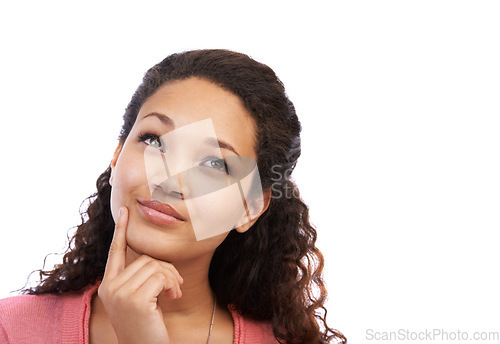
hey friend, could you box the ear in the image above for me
[234,187,272,234]
[109,143,122,186]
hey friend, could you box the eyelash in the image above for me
[138,131,231,175]
[138,132,164,151]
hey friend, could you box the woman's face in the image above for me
[109,77,267,262]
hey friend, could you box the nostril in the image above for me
[151,184,184,203]
[173,191,184,200]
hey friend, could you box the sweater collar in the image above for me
[59,281,242,344]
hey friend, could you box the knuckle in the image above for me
[153,272,167,283]
[146,260,162,270]
[113,288,128,303]
[97,285,106,299]
[137,255,152,264]
[98,283,112,300]
[156,260,176,274]
[160,260,174,269]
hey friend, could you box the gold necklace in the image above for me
[206,297,217,344]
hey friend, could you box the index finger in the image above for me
[103,206,129,281]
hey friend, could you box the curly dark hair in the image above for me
[24,49,346,344]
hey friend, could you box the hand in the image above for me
[98,206,184,344]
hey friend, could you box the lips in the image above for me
[138,199,186,221]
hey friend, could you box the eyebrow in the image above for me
[142,112,174,127]
[142,112,241,157]
[203,137,240,157]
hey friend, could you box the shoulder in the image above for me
[0,292,64,320]
[228,305,283,344]
[0,283,99,343]
[0,293,64,343]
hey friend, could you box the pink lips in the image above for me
[138,199,186,225]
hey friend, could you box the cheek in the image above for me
[110,151,148,221]
[114,153,148,189]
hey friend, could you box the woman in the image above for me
[0,49,346,343]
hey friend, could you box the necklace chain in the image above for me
[206,297,217,344]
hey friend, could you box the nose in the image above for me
[152,173,185,203]
[145,146,190,203]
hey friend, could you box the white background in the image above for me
[1,1,499,343]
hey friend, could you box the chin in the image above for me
[126,225,195,260]
[127,228,229,265]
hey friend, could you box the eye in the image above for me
[138,132,164,151]
[201,157,231,174]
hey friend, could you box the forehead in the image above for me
[137,77,257,158]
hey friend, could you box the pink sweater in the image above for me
[0,282,280,343]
